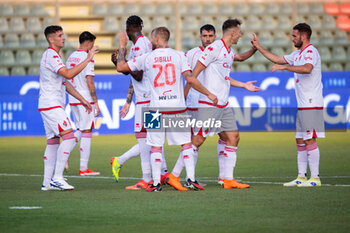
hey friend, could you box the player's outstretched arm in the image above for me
[120,80,134,118]
[235,34,257,61]
[184,61,206,98]
[86,75,100,117]
[229,77,261,92]
[59,46,99,79]
[183,70,218,105]
[115,31,132,74]
[66,81,92,113]
[251,33,286,64]
[271,63,313,74]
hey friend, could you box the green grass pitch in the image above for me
[0,131,349,233]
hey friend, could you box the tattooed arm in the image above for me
[120,80,134,118]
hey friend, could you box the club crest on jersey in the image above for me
[207,47,213,51]
[63,120,67,127]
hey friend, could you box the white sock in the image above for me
[71,130,82,150]
[217,139,226,180]
[80,132,92,171]
[138,138,152,183]
[150,147,162,185]
[43,138,60,186]
[185,145,198,180]
[53,132,75,180]
[172,151,184,177]
[297,144,307,177]
[223,146,237,180]
[117,144,140,165]
[307,143,320,178]
[182,144,195,181]
[161,147,168,174]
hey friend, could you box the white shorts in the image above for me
[146,112,191,147]
[135,101,149,132]
[40,107,72,139]
[295,109,325,140]
[71,104,95,130]
[193,106,238,138]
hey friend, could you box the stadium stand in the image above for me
[0,0,349,75]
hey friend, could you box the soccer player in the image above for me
[66,31,100,176]
[116,27,218,191]
[111,15,168,190]
[181,19,260,190]
[251,23,324,187]
[39,25,98,191]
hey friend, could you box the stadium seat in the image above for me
[297,3,310,15]
[318,47,332,61]
[28,66,40,75]
[236,63,251,72]
[218,3,234,15]
[324,3,340,16]
[261,15,276,30]
[10,66,26,76]
[0,18,9,32]
[157,3,173,15]
[16,50,31,65]
[26,17,42,32]
[141,3,156,14]
[141,16,152,31]
[103,17,119,32]
[277,15,291,30]
[92,3,108,15]
[182,16,199,31]
[339,3,350,15]
[152,16,168,28]
[307,15,322,30]
[43,17,55,27]
[180,3,187,14]
[273,31,289,46]
[0,50,15,65]
[37,33,48,47]
[245,16,261,30]
[332,46,347,60]
[124,3,140,14]
[322,15,337,30]
[309,3,324,14]
[249,3,265,15]
[215,16,230,31]
[0,3,14,16]
[296,15,307,24]
[252,63,267,72]
[253,51,267,62]
[336,15,350,31]
[0,67,9,76]
[329,62,343,71]
[182,31,195,50]
[319,31,334,45]
[0,35,3,47]
[199,16,215,27]
[30,3,48,16]
[239,31,254,46]
[280,3,292,14]
[345,62,350,71]
[321,62,329,71]
[264,3,280,14]
[203,3,218,14]
[233,3,250,15]
[186,3,203,14]
[334,30,349,45]
[168,17,176,30]
[20,33,36,47]
[9,17,25,32]
[271,47,285,56]
[109,3,124,15]
[32,50,44,64]
[259,31,274,46]
[4,33,20,48]
[15,4,30,15]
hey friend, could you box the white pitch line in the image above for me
[9,206,42,210]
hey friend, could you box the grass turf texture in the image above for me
[0,131,349,233]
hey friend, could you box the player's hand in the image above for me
[88,46,99,60]
[207,93,218,106]
[81,99,92,114]
[94,102,100,117]
[111,48,118,66]
[118,31,128,48]
[244,80,261,92]
[250,33,260,49]
[271,64,285,72]
[120,102,131,118]
[251,33,258,50]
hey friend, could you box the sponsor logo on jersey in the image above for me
[304,56,312,61]
[307,50,313,53]
[207,47,213,51]
[63,120,67,127]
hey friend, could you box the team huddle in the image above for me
[39,15,325,192]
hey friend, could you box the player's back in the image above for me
[144,48,190,110]
[66,50,95,104]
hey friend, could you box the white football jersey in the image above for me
[284,44,323,108]
[128,36,153,104]
[127,48,191,111]
[185,46,205,109]
[66,50,95,104]
[38,47,66,110]
[198,39,235,107]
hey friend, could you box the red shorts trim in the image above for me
[38,106,62,111]
[198,101,229,108]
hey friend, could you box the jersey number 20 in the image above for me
[153,63,176,87]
